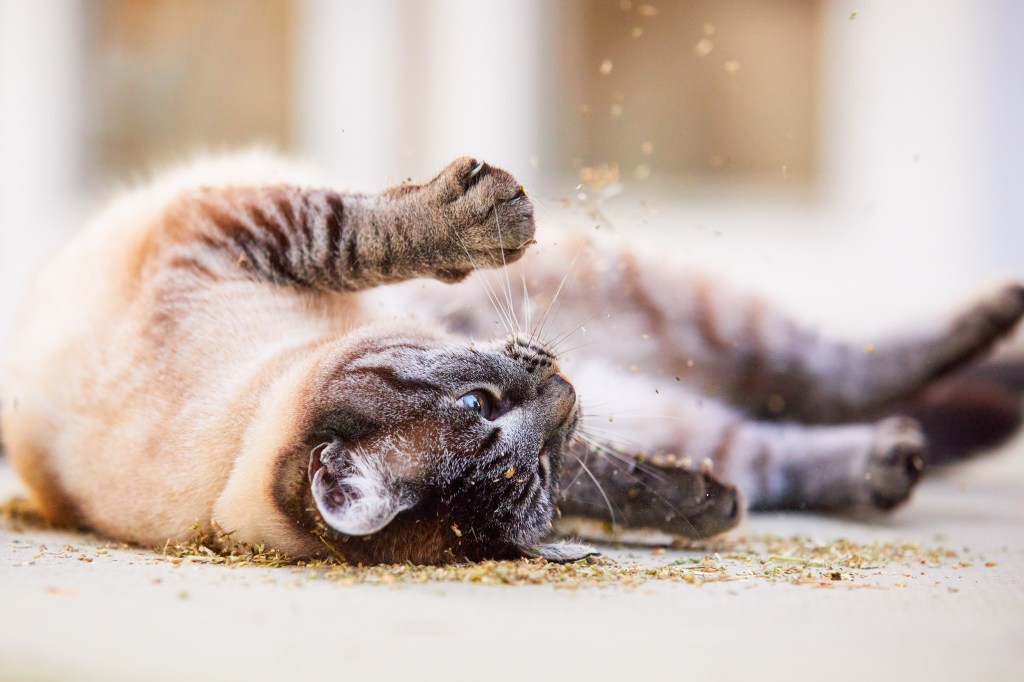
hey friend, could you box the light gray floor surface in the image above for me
[1,441,1022,682]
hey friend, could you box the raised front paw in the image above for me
[864,417,927,510]
[424,157,536,278]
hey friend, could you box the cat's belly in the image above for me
[2,223,364,543]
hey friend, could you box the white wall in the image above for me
[0,1,84,363]
[1,0,1022,365]
[294,0,546,189]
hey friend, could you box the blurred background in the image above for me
[1,0,1022,355]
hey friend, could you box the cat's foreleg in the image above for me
[561,363,926,536]
[159,157,535,291]
[562,410,925,530]
[558,441,743,539]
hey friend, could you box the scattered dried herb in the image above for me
[0,496,972,589]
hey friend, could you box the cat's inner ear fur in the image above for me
[308,439,416,536]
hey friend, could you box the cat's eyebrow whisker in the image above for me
[491,199,522,335]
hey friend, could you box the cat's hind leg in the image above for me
[714,416,926,512]
[610,259,1024,424]
[429,236,1024,427]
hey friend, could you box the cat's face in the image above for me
[299,325,592,564]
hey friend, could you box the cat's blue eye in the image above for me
[457,390,495,419]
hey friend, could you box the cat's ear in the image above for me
[520,541,600,563]
[308,439,416,536]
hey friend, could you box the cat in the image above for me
[2,152,1022,564]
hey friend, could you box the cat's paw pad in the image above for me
[428,156,536,270]
[865,417,927,510]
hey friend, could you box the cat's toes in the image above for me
[627,463,743,539]
[677,469,744,539]
[429,157,536,269]
[864,417,927,510]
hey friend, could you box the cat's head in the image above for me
[297,323,594,564]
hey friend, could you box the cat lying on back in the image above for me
[3,153,1022,564]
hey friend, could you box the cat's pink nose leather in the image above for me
[554,372,573,388]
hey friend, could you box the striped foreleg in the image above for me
[156,157,535,291]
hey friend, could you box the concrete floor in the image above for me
[2,437,1023,682]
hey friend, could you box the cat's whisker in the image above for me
[546,314,597,356]
[548,341,600,357]
[587,409,720,424]
[571,435,689,521]
[579,396,618,410]
[491,198,522,335]
[519,250,533,338]
[530,242,584,348]
[570,450,618,529]
[571,433,704,538]
[573,431,670,483]
[529,193,557,222]
[445,215,515,335]
[561,437,592,493]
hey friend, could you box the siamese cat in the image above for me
[3,153,1021,563]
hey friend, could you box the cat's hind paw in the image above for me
[864,417,927,510]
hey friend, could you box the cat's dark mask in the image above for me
[301,327,595,564]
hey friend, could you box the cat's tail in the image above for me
[894,356,1024,465]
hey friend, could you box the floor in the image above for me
[2,434,1022,682]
